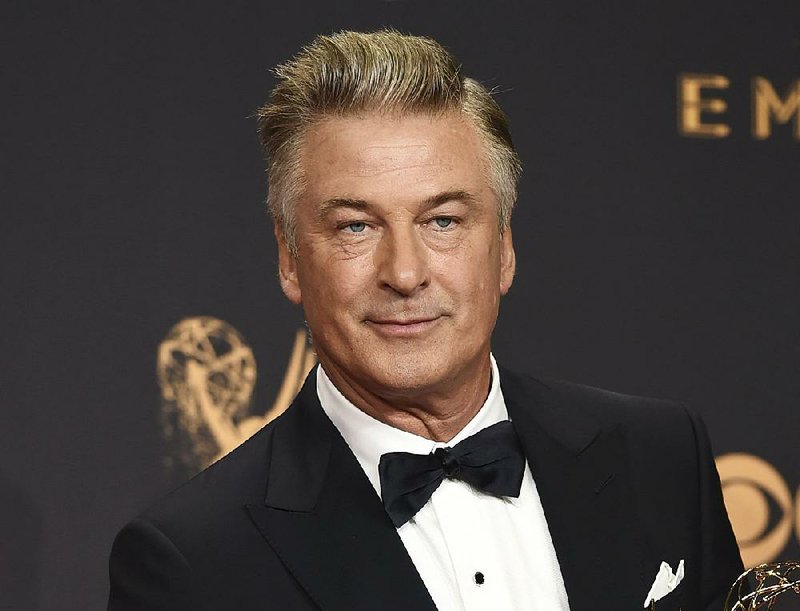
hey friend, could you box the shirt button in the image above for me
[474,571,485,585]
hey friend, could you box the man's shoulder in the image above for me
[127,370,326,548]
[499,365,715,493]
[499,365,699,436]
[107,403,320,608]
[134,417,280,540]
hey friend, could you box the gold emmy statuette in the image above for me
[724,562,800,610]
[157,317,315,473]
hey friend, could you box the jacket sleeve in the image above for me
[107,517,209,611]
[684,408,745,611]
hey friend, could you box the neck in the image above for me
[319,355,492,443]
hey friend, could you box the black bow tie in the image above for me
[378,420,526,528]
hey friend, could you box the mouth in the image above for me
[365,315,444,337]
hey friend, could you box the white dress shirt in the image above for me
[316,356,571,611]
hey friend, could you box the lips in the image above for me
[365,315,444,336]
[368,316,438,325]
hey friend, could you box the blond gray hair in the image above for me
[256,29,521,254]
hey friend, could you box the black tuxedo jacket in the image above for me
[108,367,743,610]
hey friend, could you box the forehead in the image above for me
[297,112,490,204]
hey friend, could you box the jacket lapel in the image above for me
[501,369,647,610]
[245,372,436,611]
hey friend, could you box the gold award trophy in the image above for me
[645,562,800,610]
[724,562,800,610]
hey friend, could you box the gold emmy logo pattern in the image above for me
[716,453,800,568]
[157,316,315,473]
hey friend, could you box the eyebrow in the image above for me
[317,190,478,219]
[317,198,370,219]
[421,190,478,212]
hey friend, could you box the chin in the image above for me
[359,353,454,395]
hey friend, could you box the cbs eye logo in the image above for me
[716,453,800,567]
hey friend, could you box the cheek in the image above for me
[299,255,373,311]
[434,252,499,305]
[465,247,503,314]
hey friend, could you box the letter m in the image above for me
[752,77,800,140]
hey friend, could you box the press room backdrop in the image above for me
[2,1,798,609]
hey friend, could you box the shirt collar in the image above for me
[317,355,509,498]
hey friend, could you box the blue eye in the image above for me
[433,217,453,229]
[345,222,367,233]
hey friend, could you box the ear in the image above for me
[499,226,516,295]
[275,225,302,305]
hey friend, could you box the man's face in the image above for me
[277,112,515,402]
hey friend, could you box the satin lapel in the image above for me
[501,370,646,610]
[245,373,436,611]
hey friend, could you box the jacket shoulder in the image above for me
[499,366,699,438]
[133,415,279,540]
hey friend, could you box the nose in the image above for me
[374,225,430,296]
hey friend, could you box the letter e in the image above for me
[678,73,731,138]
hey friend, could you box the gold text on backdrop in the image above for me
[678,73,800,139]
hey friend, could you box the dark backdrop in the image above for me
[2,2,798,609]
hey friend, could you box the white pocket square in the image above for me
[643,559,684,608]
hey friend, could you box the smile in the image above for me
[365,316,443,337]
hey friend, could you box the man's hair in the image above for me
[256,29,521,254]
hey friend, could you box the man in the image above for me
[108,30,743,610]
